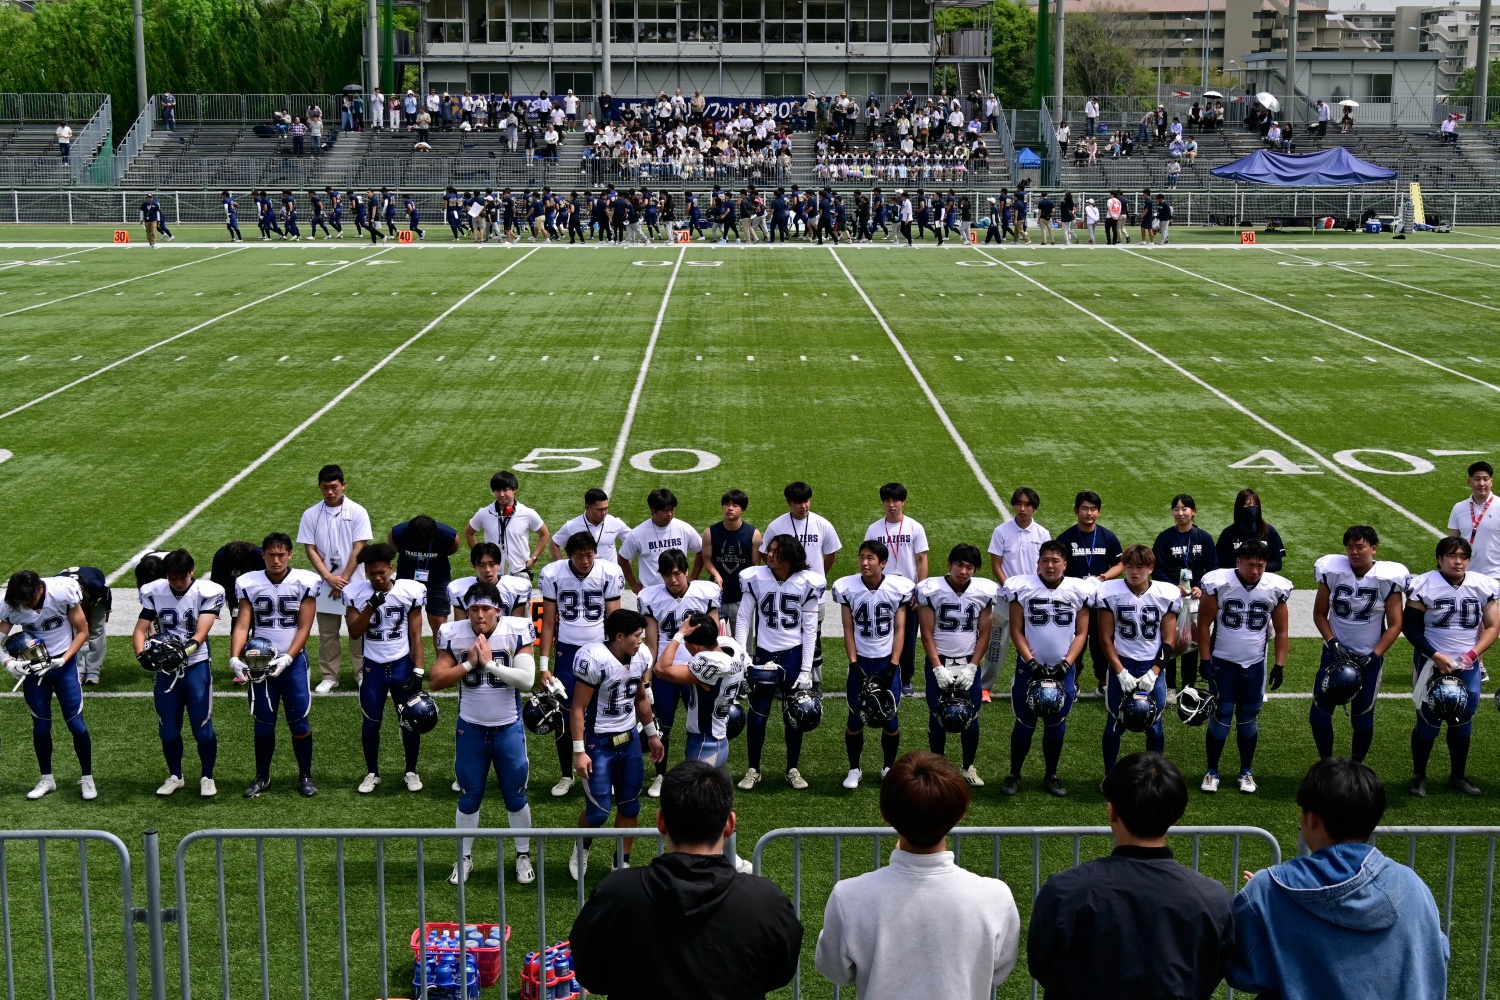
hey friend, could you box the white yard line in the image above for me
[832,247,1009,518]
[0,247,244,318]
[1410,247,1500,270]
[602,245,688,494]
[1264,247,1500,313]
[974,247,1444,539]
[2,239,1500,252]
[0,246,102,271]
[1118,248,1500,397]
[105,247,541,583]
[0,248,393,422]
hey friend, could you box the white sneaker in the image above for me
[27,775,56,800]
[1238,771,1258,795]
[734,854,754,874]
[358,773,381,794]
[451,780,462,792]
[200,777,217,797]
[1166,689,1179,706]
[738,768,761,790]
[551,776,575,797]
[515,853,535,885]
[786,768,809,790]
[569,841,589,881]
[1201,771,1220,794]
[448,856,473,885]
[79,776,97,801]
[315,679,338,694]
[157,774,185,797]
[647,774,664,798]
[881,767,890,779]
[961,765,985,787]
[404,772,423,792]
[842,768,862,790]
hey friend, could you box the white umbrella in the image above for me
[1202,90,1224,99]
[1339,99,1360,108]
[1255,92,1281,112]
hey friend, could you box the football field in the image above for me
[5,225,1500,998]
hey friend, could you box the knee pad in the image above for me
[1042,718,1069,740]
[1451,720,1474,740]
[1351,710,1376,734]
[254,719,277,738]
[1309,698,1336,727]
[458,789,485,814]
[616,791,641,820]
[289,718,312,739]
[32,716,53,735]
[845,715,863,734]
[882,717,900,735]
[583,795,612,827]
[193,718,217,745]
[748,693,775,722]
[158,717,177,742]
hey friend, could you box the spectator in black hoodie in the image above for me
[1216,488,1287,574]
[571,760,803,1000]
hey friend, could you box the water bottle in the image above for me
[1179,567,1192,592]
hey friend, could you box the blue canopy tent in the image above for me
[1209,147,1398,231]
[1015,146,1042,168]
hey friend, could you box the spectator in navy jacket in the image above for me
[1216,488,1287,574]
[1153,494,1218,694]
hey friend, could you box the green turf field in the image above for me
[4,226,1500,998]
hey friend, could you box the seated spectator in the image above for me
[571,760,803,1000]
[1028,752,1234,1000]
[1120,132,1134,158]
[1166,158,1181,188]
[1265,122,1282,148]
[1230,758,1448,1000]
[1169,136,1186,158]
[815,752,1020,1000]
[1108,133,1122,159]
[1341,109,1355,133]
[1183,137,1198,162]
[1441,113,1459,143]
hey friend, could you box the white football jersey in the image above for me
[686,634,750,739]
[574,641,652,735]
[439,617,537,726]
[139,577,226,665]
[552,513,631,564]
[448,574,532,615]
[1200,568,1294,666]
[863,516,929,582]
[739,566,826,653]
[1092,579,1183,663]
[3,577,83,658]
[832,574,917,659]
[618,517,702,590]
[235,569,321,654]
[1406,570,1500,661]
[1004,575,1093,665]
[639,580,722,663]
[917,576,1000,659]
[343,579,426,663]
[539,559,626,646]
[1313,556,1409,655]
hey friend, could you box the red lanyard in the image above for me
[1472,497,1494,544]
[884,517,905,570]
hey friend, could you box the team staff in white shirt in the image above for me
[550,488,630,565]
[865,483,928,696]
[1448,461,1500,580]
[296,464,373,693]
[465,470,551,579]
[619,488,703,593]
[984,487,1050,700]
[761,482,841,688]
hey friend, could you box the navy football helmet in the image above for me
[396,691,440,734]
[724,700,747,739]
[1176,686,1215,726]
[241,636,278,680]
[1118,690,1162,733]
[4,632,51,677]
[782,690,823,733]
[747,663,782,701]
[1317,649,1364,706]
[935,691,976,733]
[1025,669,1068,723]
[138,634,188,673]
[1424,672,1469,724]
[522,688,566,735]
[856,672,897,728]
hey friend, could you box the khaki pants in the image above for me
[1038,220,1055,244]
[739,218,758,243]
[145,220,158,245]
[317,611,363,684]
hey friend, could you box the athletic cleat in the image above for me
[78,776,98,801]
[27,775,57,800]
[404,772,423,792]
[738,768,761,790]
[647,774,664,798]
[200,777,217,797]
[786,768,809,790]
[1409,777,1428,798]
[242,776,271,798]
[157,774,185,797]
[980,689,992,704]
[449,855,473,885]
[297,775,318,798]
[569,841,589,881]
[358,773,381,794]
[452,779,462,792]
[1201,771,1220,794]
[842,768,862,790]
[1000,774,1021,796]
[881,767,890,779]
[1450,775,1482,797]
[551,776,575,797]
[1238,771,1258,795]
[961,765,984,787]
[515,853,535,884]
[1043,775,1068,798]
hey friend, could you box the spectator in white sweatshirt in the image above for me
[815,751,1020,1000]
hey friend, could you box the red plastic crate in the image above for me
[410,922,511,987]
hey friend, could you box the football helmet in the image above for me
[1423,672,1469,724]
[1317,648,1364,706]
[396,691,440,735]
[1176,686,1215,726]
[1118,690,1162,733]
[856,672,898,728]
[724,700,747,739]
[782,690,823,733]
[522,688,566,735]
[1024,664,1069,724]
[138,634,188,673]
[935,689,976,733]
[3,632,51,676]
[241,636,279,681]
[747,663,782,701]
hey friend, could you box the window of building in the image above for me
[806,0,844,42]
[890,0,926,42]
[680,0,717,40]
[764,71,804,94]
[554,0,593,41]
[427,0,465,43]
[611,0,635,41]
[472,72,511,94]
[637,0,676,41]
[847,72,886,96]
[722,0,761,42]
[485,0,508,41]
[510,0,549,41]
[555,71,594,94]
[849,0,886,42]
[766,0,803,43]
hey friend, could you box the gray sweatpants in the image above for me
[76,601,108,681]
[980,601,1011,692]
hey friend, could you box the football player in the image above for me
[1094,545,1183,773]
[430,582,540,885]
[549,488,630,564]
[568,609,665,879]
[639,549,721,797]
[618,489,704,594]
[229,532,321,798]
[1310,526,1407,763]
[2,570,95,800]
[833,540,915,790]
[1001,539,1093,798]
[916,544,997,785]
[760,482,841,689]
[1403,536,1499,797]
[345,543,428,794]
[652,612,749,768]
[864,483,929,696]
[1197,539,1293,795]
[736,534,826,791]
[133,549,225,797]
[448,542,533,621]
[539,533,625,798]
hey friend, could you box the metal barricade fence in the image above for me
[0,830,139,1000]
[751,825,1282,1000]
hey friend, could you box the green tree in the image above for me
[1063,10,1150,96]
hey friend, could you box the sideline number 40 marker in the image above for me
[397,231,415,244]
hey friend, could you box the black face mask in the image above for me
[1236,506,1262,534]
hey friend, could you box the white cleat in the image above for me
[961,765,985,787]
[27,775,56,800]
[569,841,589,881]
[515,853,535,884]
[737,768,762,790]
[79,776,97,801]
[358,773,381,794]
[448,855,473,885]
[881,767,890,779]
[404,772,423,792]
[157,775,185,797]
[1238,771,1258,795]
[452,780,462,792]
[842,768,862,790]
[786,768,809,790]
[315,679,338,694]
[1201,771,1220,794]
[200,777,218,797]
[551,776,575,797]
[647,774,664,798]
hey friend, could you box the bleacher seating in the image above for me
[0,125,89,186]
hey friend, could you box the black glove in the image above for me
[1269,664,1285,691]
[367,590,387,610]
[399,667,425,697]
[1022,658,1040,674]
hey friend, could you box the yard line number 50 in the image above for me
[514,447,721,475]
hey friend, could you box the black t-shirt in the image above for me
[390,520,457,593]
[1055,524,1123,579]
[708,521,757,603]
